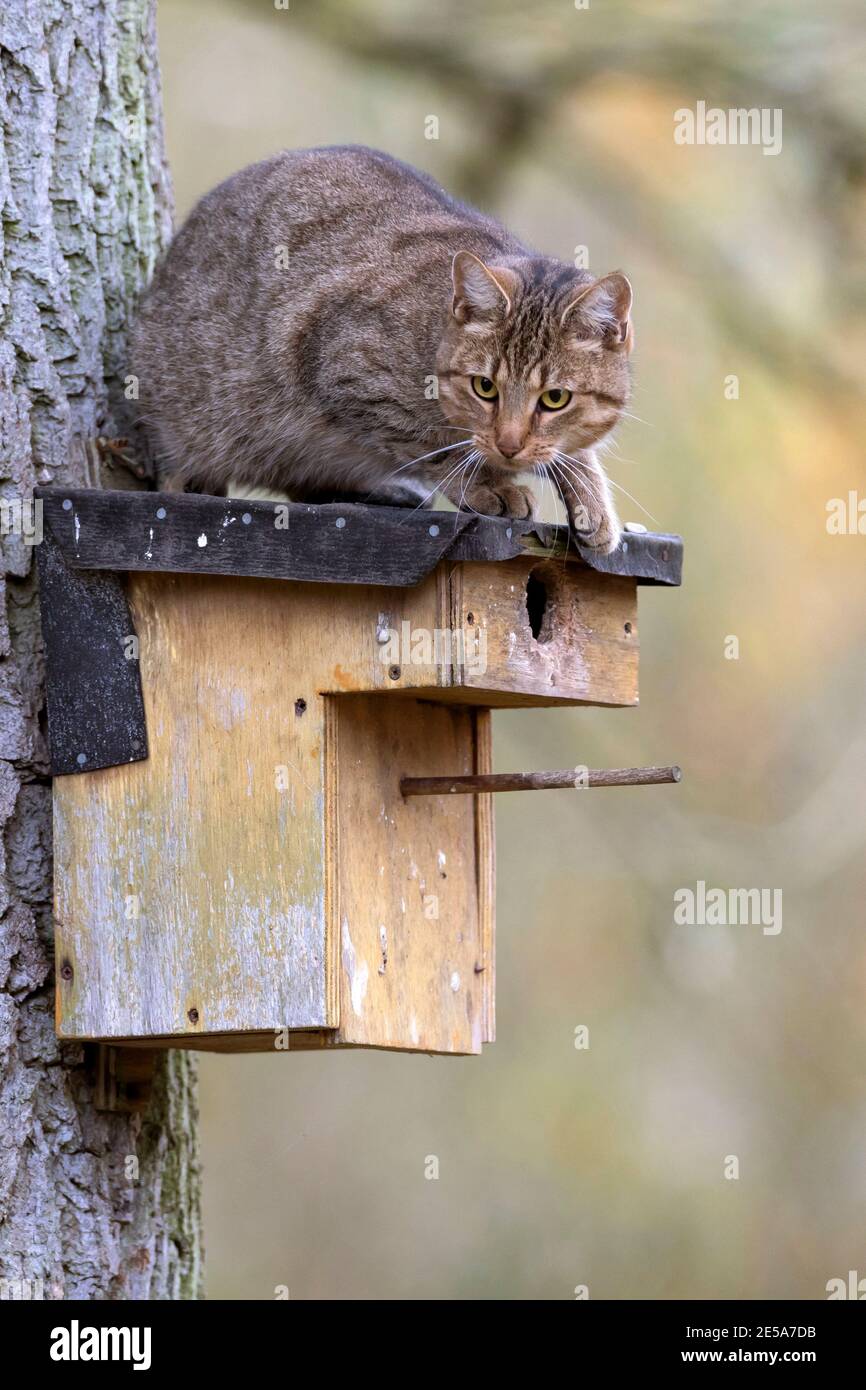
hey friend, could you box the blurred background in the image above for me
[156,0,866,1298]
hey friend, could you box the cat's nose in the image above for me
[496,437,524,459]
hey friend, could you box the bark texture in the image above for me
[0,0,202,1299]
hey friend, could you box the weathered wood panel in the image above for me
[448,558,639,707]
[332,696,485,1054]
[55,571,336,1038]
[52,570,479,1046]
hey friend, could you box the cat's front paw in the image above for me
[568,499,622,555]
[463,479,536,520]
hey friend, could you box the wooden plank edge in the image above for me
[323,696,341,1028]
[474,709,495,1044]
[69,1030,490,1056]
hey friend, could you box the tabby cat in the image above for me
[131,145,634,551]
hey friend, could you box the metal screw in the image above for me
[388,664,401,681]
[187,1007,199,1024]
[295,698,307,716]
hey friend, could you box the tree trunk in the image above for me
[0,0,202,1299]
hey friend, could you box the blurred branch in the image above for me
[542,138,862,403]
[270,0,554,202]
[249,0,863,401]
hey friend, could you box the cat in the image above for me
[130,145,634,552]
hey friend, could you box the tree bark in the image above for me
[0,0,202,1299]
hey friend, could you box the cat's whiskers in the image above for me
[539,464,572,567]
[597,439,639,465]
[555,450,657,524]
[548,457,595,512]
[551,453,605,509]
[447,450,481,529]
[396,451,476,521]
[550,454,612,545]
[455,449,515,521]
[457,450,482,514]
[367,437,474,507]
[452,451,519,523]
[384,437,474,482]
[539,462,558,523]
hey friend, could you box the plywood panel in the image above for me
[332,696,484,1054]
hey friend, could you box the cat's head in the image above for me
[435,252,633,472]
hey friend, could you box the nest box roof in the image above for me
[35,489,683,588]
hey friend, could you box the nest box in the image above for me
[36,489,682,1056]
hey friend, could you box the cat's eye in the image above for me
[471,375,498,400]
[538,388,572,411]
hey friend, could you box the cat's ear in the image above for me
[561,272,633,350]
[451,251,518,324]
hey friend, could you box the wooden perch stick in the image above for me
[400,765,682,797]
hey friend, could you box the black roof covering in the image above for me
[36,489,682,588]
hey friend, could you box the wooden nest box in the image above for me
[37,489,682,1056]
